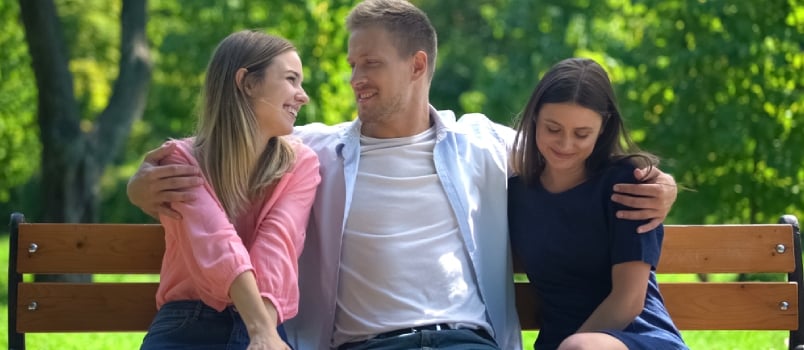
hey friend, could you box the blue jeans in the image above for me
[337,328,499,350]
[140,300,291,350]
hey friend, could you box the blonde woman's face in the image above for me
[252,50,309,138]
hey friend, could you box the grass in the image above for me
[0,235,791,349]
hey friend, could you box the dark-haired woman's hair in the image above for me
[510,57,658,185]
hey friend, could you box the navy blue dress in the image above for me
[508,162,687,350]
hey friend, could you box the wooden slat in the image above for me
[513,225,796,274]
[516,282,799,330]
[657,225,795,273]
[16,282,159,332]
[661,282,798,330]
[17,223,165,274]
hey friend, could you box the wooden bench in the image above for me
[7,212,164,350]
[515,215,804,350]
[7,212,804,349]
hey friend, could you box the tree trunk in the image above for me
[18,0,152,282]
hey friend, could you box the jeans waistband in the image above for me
[158,300,238,317]
[337,324,493,350]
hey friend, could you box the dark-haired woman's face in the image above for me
[536,102,603,175]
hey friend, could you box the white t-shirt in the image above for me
[332,127,489,346]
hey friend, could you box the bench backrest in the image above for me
[514,217,804,350]
[7,213,164,350]
[8,213,803,349]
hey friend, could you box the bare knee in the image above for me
[558,333,627,350]
[558,334,595,350]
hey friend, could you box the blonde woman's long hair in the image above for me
[194,30,297,221]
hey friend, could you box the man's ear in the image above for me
[411,51,428,81]
[235,68,253,96]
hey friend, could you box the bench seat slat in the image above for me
[516,282,799,330]
[16,223,164,274]
[661,282,798,330]
[15,282,158,332]
[657,225,795,273]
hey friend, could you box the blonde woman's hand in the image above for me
[247,331,290,350]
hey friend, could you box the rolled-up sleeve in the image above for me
[159,140,254,311]
[250,143,321,323]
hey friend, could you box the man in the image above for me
[127,1,678,349]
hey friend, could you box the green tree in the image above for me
[423,0,803,224]
[609,0,803,224]
[0,1,38,204]
[17,0,152,226]
[1,1,358,224]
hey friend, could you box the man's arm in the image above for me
[126,143,204,219]
[611,167,678,233]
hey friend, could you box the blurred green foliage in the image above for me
[0,1,39,204]
[0,0,801,224]
[423,0,803,224]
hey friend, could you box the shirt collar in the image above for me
[335,105,456,157]
[336,105,455,157]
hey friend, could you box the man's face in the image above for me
[347,26,413,123]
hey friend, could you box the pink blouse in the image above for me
[155,138,320,323]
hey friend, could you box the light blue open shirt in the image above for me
[284,106,522,350]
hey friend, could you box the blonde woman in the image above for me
[139,30,320,350]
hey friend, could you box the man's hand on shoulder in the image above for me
[611,167,678,233]
[127,143,204,220]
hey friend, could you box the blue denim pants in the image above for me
[337,328,499,350]
[139,300,290,350]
